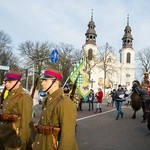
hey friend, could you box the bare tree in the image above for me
[18,41,81,88]
[18,41,54,90]
[136,47,150,73]
[18,41,52,73]
[97,42,117,95]
[56,43,82,84]
[0,30,18,84]
[0,30,12,65]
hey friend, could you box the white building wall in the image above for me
[84,54,135,91]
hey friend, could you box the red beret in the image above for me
[4,70,22,81]
[41,68,63,81]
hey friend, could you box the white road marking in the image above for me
[77,106,129,122]
[77,109,116,121]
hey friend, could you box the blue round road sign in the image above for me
[50,49,59,63]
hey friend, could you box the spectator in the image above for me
[95,88,103,113]
[87,89,95,111]
[78,95,84,111]
[114,85,125,120]
[109,89,116,107]
[63,84,70,97]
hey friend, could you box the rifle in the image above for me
[70,72,80,101]
[31,77,39,98]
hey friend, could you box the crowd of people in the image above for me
[0,68,150,149]
[62,72,150,125]
[62,84,131,118]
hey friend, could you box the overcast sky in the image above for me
[1,0,150,56]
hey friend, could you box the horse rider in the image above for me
[132,73,150,123]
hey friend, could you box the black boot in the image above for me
[99,108,102,113]
[116,116,119,120]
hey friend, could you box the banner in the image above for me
[69,59,90,98]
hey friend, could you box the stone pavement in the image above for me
[33,100,150,150]
[76,102,150,150]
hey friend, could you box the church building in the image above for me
[82,13,135,92]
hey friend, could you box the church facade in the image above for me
[82,14,135,93]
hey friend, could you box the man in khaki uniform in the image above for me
[0,70,33,150]
[140,72,150,123]
[141,72,149,89]
[32,68,78,150]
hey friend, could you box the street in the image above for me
[33,101,150,150]
[76,103,150,150]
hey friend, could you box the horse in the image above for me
[130,91,141,119]
[130,84,150,131]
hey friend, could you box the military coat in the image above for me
[2,86,33,150]
[32,88,78,150]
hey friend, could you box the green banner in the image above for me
[69,59,90,98]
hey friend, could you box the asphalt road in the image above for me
[76,103,150,150]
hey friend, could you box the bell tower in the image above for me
[119,14,134,64]
[82,10,98,60]
[119,14,135,87]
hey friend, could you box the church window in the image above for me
[126,82,130,86]
[126,52,131,63]
[126,73,130,77]
[88,49,93,60]
[120,53,122,63]
[107,57,111,62]
[126,73,130,86]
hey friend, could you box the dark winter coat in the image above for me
[114,89,125,102]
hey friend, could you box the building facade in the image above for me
[82,13,135,93]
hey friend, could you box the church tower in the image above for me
[82,10,98,61]
[119,15,135,87]
[119,15,134,64]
